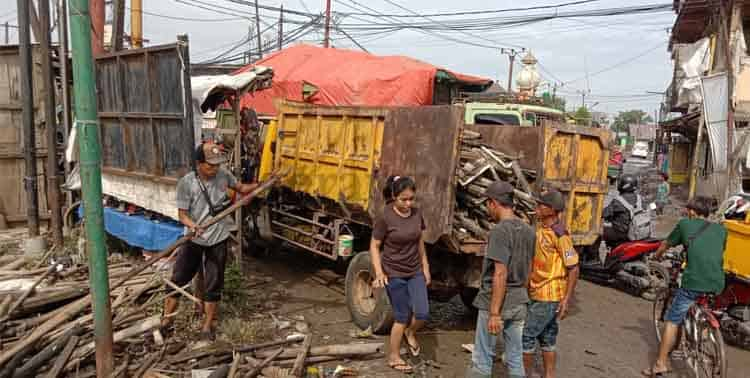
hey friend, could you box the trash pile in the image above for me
[454,130,538,241]
[0,250,381,378]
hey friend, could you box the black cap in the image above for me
[483,181,515,205]
[536,189,566,212]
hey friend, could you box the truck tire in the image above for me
[345,251,394,334]
[460,287,479,311]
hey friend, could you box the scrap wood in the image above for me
[161,276,201,304]
[255,342,384,359]
[290,334,312,377]
[170,337,302,365]
[275,355,341,368]
[227,352,241,378]
[206,364,230,378]
[245,348,284,378]
[44,334,79,378]
[0,265,55,323]
[11,326,79,378]
[0,295,12,317]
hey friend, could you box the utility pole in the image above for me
[131,0,142,48]
[323,0,331,48]
[59,0,73,209]
[17,0,40,237]
[722,0,736,199]
[278,5,283,51]
[500,47,523,94]
[110,0,124,51]
[254,0,262,59]
[69,0,114,375]
[4,22,8,44]
[90,0,105,54]
[40,0,64,245]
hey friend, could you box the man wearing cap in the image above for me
[467,181,536,378]
[523,189,579,378]
[161,142,258,340]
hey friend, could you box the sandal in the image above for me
[641,366,671,377]
[389,362,413,373]
[406,339,421,357]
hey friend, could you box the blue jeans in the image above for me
[467,305,527,378]
[384,273,429,324]
[665,288,703,325]
[522,300,560,353]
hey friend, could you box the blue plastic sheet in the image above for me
[78,206,184,251]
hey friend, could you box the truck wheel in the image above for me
[345,251,394,334]
[460,287,479,311]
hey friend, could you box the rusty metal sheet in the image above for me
[371,106,464,244]
[464,124,541,170]
[95,42,194,181]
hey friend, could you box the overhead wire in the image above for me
[563,41,668,84]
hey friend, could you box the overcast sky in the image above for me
[0,0,676,118]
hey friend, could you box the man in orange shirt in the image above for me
[522,190,580,378]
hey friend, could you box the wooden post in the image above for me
[688,116,705,201]
[234,98,243,265]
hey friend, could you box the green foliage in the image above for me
[611,109,654,133]
[542,94,566,111]
[223,261,245,303]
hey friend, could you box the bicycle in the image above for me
[653,252,727,378]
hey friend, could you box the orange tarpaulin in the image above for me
[234,44,492,115]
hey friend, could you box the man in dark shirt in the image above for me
[597,174,640,256]
[467,181,536,378]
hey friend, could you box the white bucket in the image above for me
[337,235,354,257]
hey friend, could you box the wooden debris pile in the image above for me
[454,130,538,241]
[0,252,382,377]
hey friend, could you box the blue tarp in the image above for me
[78,206,184,251]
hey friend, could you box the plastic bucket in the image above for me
[338,235,354,257]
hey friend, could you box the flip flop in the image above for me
[641,366,671,377]
[389,362,413,373]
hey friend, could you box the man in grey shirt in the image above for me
[161,142,257,340]
[468,181,536,378]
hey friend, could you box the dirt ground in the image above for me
[238,177,750,378]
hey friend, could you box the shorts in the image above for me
[170,240,228,302]
[522,300,559,353]
[664,288,703,325]
[385,273,429,324]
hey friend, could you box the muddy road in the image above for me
[243,246,750,378]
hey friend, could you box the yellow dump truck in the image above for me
[256,101,611,333]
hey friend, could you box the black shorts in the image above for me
[170,240,228,302]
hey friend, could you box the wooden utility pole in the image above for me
[500,48,523,93]
[90,0,105,54]
[17,0,40,236]
[110,0,125,51]
[278,5,283,51]
[59,0,73,209]
[131,0,142,48]
[255,0,262,59]
[323,0,331,48]
[40,0,64,245]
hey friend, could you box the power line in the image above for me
[131,7,245,22]
[340,0,604,18]
[564,41,667,84]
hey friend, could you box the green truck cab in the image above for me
[463,102,566,127]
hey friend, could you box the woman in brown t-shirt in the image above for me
[371,175,430,373]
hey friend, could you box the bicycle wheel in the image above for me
[653,289,671,342]
[693,310,727,378]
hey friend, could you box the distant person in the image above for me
[656,173,670,215]
[523,190,580,378]
[643,197,726,376]
[467,181,536,378]
[371,175,430,374]
[160,142,257,341]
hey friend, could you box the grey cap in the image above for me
[203,143,228,165]
[484,180,515,204]
[535,189,566,212]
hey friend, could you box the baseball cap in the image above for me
[203,143,228,165]
[483,180,515,205]
[535,189,566,212]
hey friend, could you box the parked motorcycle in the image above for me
[720,192,750,221]
[581,238,670,300]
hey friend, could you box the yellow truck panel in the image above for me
[274,102,386,211]
[724,218,750,280]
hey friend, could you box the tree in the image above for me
[574,106,591,125]
[542,93,566,111]
[611,110,654,134]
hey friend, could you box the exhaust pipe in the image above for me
[616,271,651,290]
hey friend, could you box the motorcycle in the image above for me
[719,192,750,221]
[581,238,671,300]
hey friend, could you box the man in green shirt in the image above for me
[643,196,726,376]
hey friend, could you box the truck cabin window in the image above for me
[474,114,520,126]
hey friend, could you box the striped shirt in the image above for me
[529,222,579,302]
